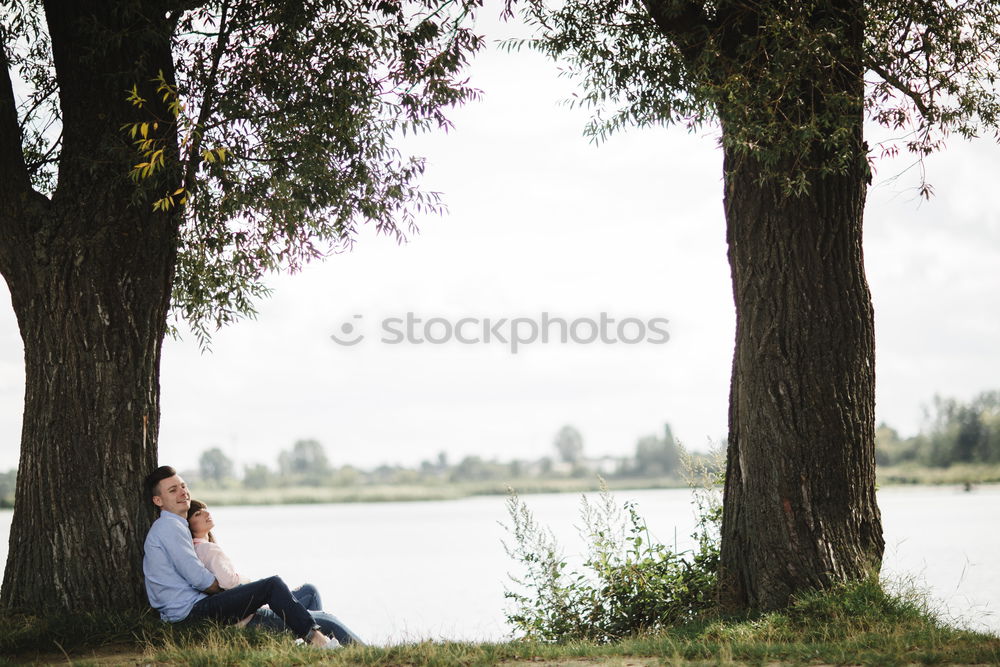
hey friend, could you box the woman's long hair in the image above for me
[187,499,216,543]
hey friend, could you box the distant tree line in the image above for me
[0,391,996,507]
[0,469,14,508]
[180,423,694,491]
[876,391,1000,467]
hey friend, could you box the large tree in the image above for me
[0,0,482,613]
[515,0,1000,610]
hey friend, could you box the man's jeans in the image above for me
[186,575,313,638]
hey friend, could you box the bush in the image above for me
[502,457,722,643]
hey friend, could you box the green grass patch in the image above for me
[2,579,997,665]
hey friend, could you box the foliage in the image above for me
[0,468,14,508]
[0,0,59,196]
[3,1,486,344]
[510,0,1000,196]
[876,390,1000,467]
[242,463,274,490]
[198,446,235,484]
[164,0,484,343]
[623,423,683,477]
[553,425,584,464]
[502,472,721,643]
[277,438,331,485]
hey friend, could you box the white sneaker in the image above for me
[322,637,342,649]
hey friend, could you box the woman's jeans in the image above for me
[246,580,364,645]
[292,583,322,611]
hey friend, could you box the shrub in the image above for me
[503,453,722,643]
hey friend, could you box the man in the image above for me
[142,465,341,648]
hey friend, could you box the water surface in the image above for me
[0,485,996,643]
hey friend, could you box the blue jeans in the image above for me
[251,583,363,645]
[292,583,322,611]
[248,606,365,645]
[186,575,314,638]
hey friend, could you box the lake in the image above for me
[0,485,997,644]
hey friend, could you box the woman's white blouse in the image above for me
[193,537,251,590]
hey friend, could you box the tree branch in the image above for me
[0,45,32,199]
[641,0,711,64]
[0,44,48,283]
[163,0,211,13]
[182,0,230,199]
[865,57,932,119]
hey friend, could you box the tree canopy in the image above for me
[513,0,1000,195]
[0,0,486,614]
[507,0,1000,612]
[3,0,485,342]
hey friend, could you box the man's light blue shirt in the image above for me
[143,511,216,622]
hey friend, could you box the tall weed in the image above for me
[503,450,723,642]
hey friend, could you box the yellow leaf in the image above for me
[173,187,185,196]
[141,123,149,139]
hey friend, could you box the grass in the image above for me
[876,462,1000,485]
[2,579,997,666]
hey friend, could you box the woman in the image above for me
[187,499,362,644]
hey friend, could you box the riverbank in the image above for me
[188,466,1000,507]
[2,582,997,665]
[877,462,1000,485]
[3,465,998,510]
[193,476,690,506]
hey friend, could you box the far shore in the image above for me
[0,464,997,510]
[187,464,999,507]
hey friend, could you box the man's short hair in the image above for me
[144,465,177,503]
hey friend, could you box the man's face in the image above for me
[152,474,191,517]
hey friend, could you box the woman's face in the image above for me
[188,505,215,538]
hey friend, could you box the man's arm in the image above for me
[160,520,218,592]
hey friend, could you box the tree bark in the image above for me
[0,1,179,613]
[717,111,885,613]
[714,0,885,612]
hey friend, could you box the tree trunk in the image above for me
[0,1,178,613]
[717,126,885,611]
[708,0,886,613]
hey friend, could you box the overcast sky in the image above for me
[1,13,998,474]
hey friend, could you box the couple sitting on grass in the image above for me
[142,465,363,649]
